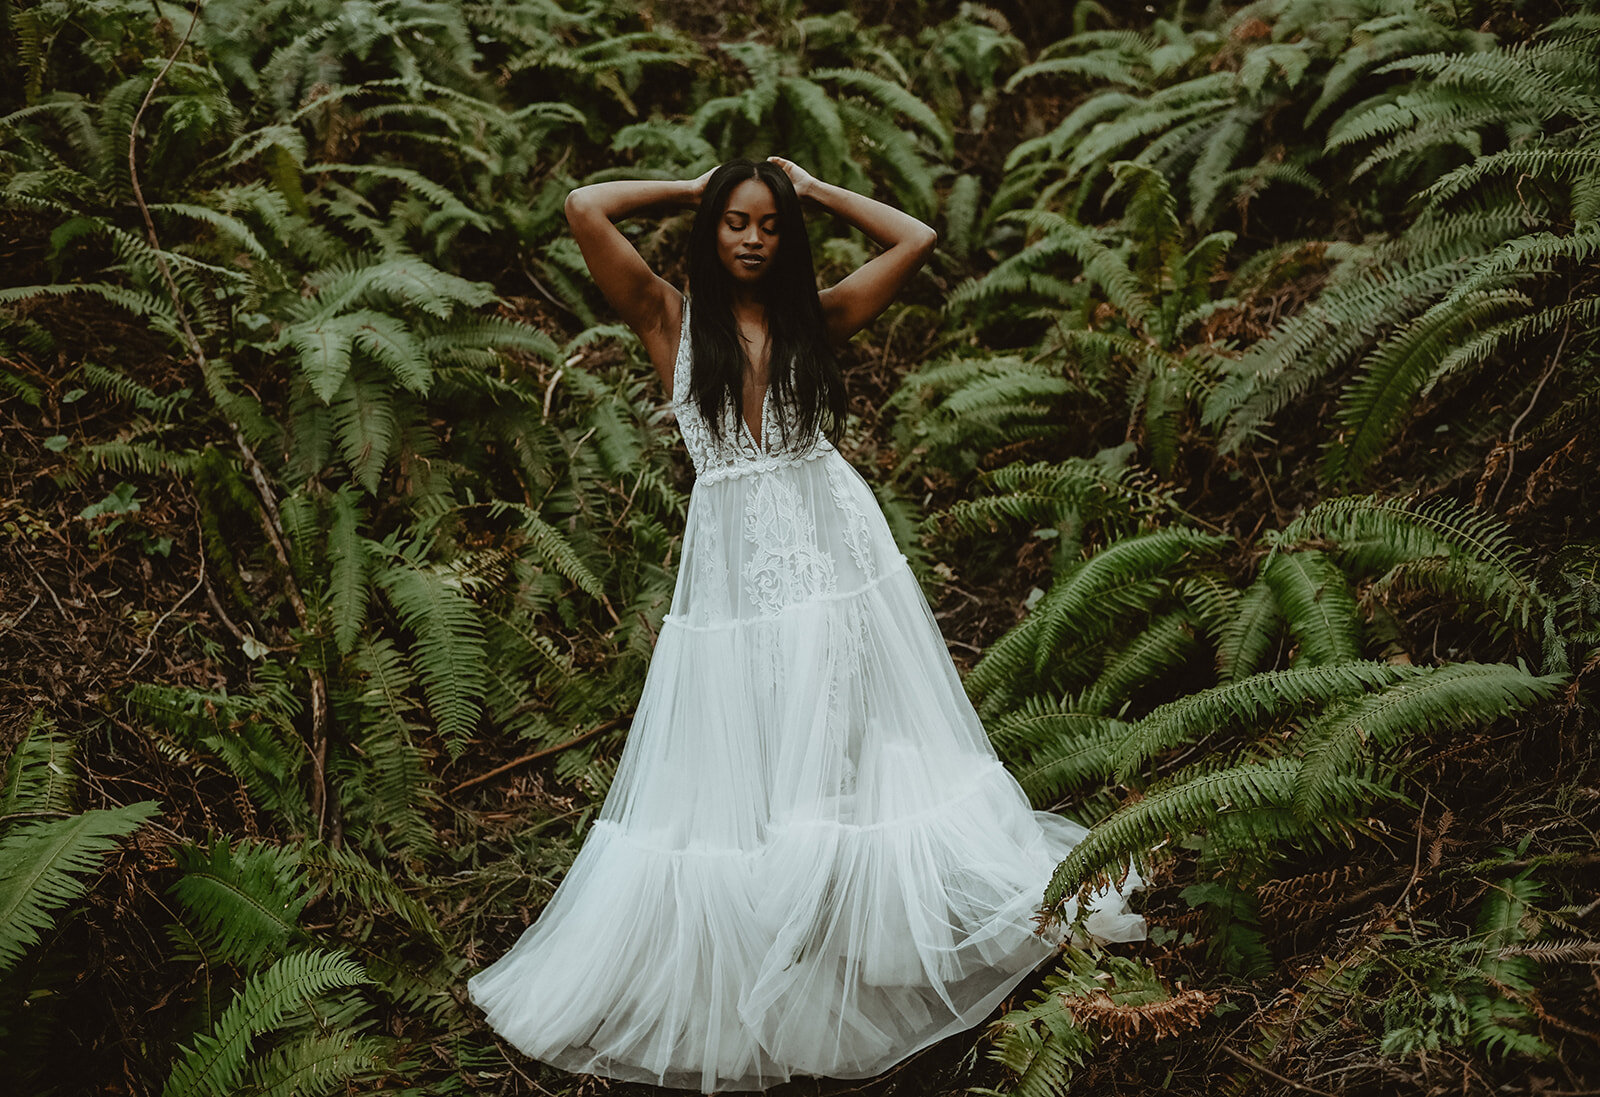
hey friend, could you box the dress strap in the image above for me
[672,296,691,405]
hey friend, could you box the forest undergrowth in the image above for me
[2,1,1598,1095]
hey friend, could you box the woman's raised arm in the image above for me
[767,157,937,345]
[563,173,710,387]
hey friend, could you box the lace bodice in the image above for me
[671,298,835,485]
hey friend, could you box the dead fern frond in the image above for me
[1062,986,1221,1044]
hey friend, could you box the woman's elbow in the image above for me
[915,224,939,260]
[565,186,602,227]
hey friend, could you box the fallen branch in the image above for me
[1218,1044,1339,1097]
[449,716,627,796]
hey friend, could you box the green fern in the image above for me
[1110,660,1417,782]
[1078,608,1200,716]
[341,635,439,857]
[297,838,445,948]
[1215,575,1282,681]
[0,800,160,975]
[248,1032,382,1097]
[160,949,371,1097]
[1323,289,1535,482]
[1041,758,1317,918]
[487,500,607,603]
[1284,493,1541,636]
[1261,546,1363,665]
[2,712,77,816]
[326,486,372,655]
[1031,528,1228,676]
[375,558,488,753]
[1292,662,1565,816]
[169,838,308,968]
[988,703,1128,806]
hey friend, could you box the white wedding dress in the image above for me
[468,301,1145,1093]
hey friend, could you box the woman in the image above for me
[468,157,1144,1093]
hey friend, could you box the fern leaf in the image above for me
[488,501,607,602]
[1080,609,1199,716]
[1112,661,1418,782]
[994,708,1129,806]
[1041,758,1306,918]
[1,711,76,816]
[0,801,159,975]
[297,838,445,948]
[160,949,370,1097]
[1285,494,1539,631]
[250,1033,382,1097]
[1293,663,1564,816]
[351,309,430,394]
[285,314,357,405]
[330,370,399,494]
[327,487,371,656]
[1031,528,1229,675]
[1262,548,1362,665]
[811,67,951,154]
[1324,290,1529,483]
[169,838,308,968]
[375,562,487,751]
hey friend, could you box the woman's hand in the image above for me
[687,166,716,207]
[767,156,818,201]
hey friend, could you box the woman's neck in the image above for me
[729,285,765,317]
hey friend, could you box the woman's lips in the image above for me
[737,253,765,268]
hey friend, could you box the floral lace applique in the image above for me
[742,474,837,616]
[689,503,733,622]
[824,459,877,581]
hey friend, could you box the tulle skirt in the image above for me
[468,450,1144,1092]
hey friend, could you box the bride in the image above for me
[467,156,1144,1093]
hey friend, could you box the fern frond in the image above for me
[304,162,489,231]
[0,801,160,975]
[1293,663,1564,816]
[249,1032,382,1097]
[1041,758,1314,918]
[375,561,487,752]
[1285,494,1540,631]
[330,370,400,493]
[327,487,371,655]
[297,838,445,947]
[1207,256,1469,452]
[486,501,607,602]
[169,838,307,968]
[1324,289,1528,482]
[160,949,370,1097]
[1262,548,1362,665]
[303,255,495,320]
[1112,661,1418,782]
[1079,609,1199,716]
[343,635,438,856]
[1,712,76,816]
[1424,146,1600,206]
[965,613,1045,708]
[989,705,1128,805]
[1031,528,1229,675]
[811,66,951,154]
[1006,209,1152,326]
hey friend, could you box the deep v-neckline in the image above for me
[740,382,771,450]
[736,315,772,449]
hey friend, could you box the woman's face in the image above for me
[716,177,780,285]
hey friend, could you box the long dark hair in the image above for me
[686,158,844,450]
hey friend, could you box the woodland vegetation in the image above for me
[2,1,1598,1094]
